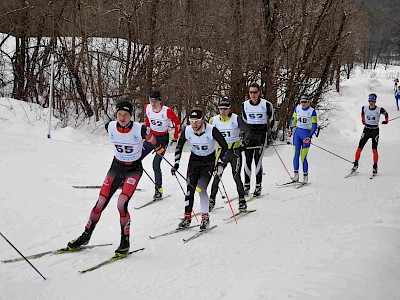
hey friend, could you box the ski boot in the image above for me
[292,171,299,182]
[200,213,210,231]
[303,173,308,183]
[153,188,163,200]
[178,212,191,229]
[244,183,250,196]
[238,198,247,212]
[351,161,358,172]
[209,198,216,212]
[373,163,378,175]
[67,229,92,250]
[253,183,262,197]
[115,234,130,256]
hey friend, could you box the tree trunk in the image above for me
[314,11,347,102]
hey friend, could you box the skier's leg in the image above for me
[198,175,211,214]
[86,161,123,232]
[231,148,245,199]
[153,134,169,190]
[301,140,311,174]
[185,161,200,214]
[243,148,254,185]
[372,130,379,165]
[292,133,302,172]
[117,167,142,235]
[355,130,369,161]
[254,145,265,185]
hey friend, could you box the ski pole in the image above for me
[142,168,163,193]
[389,115,400,121]
[213,165,225,199]
[215,173,237,224]
[218,186,226,199]
[0,232,47,280]
[157,154,201,192]
[311,142,353,164]
[173,173,198,222]
[271,143,292,179]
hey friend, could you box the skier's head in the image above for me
[368,93,377,102]
[218,97,231,108]
[149,89,162,110]
[116,100,133,115]
[248,82,261,102]
[218,97,231,117]
[189,107,204,132]
[116,100,133,127]
[300,94,310,106]
[149,89,162,102]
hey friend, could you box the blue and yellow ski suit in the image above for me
[289,105,318,174]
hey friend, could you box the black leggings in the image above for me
[244,136,266,185]
[358,127,379,150]
[184,156,214,214]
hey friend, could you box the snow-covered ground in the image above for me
[1,66,400,299]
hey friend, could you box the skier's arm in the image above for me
[289,108,297,130]
[309,110,318,137]
[381,107,389,124]
[141,125,164,153]
[105,121,110,132]
[238,114,251,135]
[144,104,150,127]
[167,107,182,140]
[174,129,187,168]
[212,126,228,164]
[267,102,276,131]
[241,103,247,123]
[361,107,366,125]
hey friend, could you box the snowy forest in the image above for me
[2,1,400,299]
[1,0,399,131]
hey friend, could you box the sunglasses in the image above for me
[300,100,308,103]
[150,97,160,102]
[249,91,258,94]
[189,118,202,124]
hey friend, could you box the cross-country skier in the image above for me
[288,95,318,183]
[394,86,400,110]
[171,108,228,230]
[394,78,399,91]
[208,97,251,212]
[241,82,275,196]
[141,89,181,200]
[351,93,389,175]
[67,100,164,256]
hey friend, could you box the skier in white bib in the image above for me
[351,93,388,175]
[241,82,275,196]
[141,89,181,200]
[67,100,164,256]
[209,97,251,212]
[171,108,228,231]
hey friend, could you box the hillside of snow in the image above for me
[1,66,400,299]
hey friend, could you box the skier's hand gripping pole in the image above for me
[158,153,201,193]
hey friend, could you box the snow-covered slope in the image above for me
[1,66,400,300]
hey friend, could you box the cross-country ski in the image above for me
[134,195,171,209]
[182,225,218,243]
[79,248,145,274]
[1,244,112,263]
